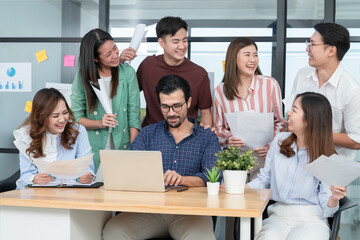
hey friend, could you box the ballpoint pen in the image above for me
[177,187,188,192]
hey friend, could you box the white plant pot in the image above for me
[206,182,220,195]
[223,170,247,194]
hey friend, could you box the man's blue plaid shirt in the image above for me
[130,118,222,182]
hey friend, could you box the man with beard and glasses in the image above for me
[102,75,221,240]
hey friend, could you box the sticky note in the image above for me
[24,101,32,113]
[222,60,225,72]
[64,55,75,67]
[36,49,48,63]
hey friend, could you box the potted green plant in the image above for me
[204,167,221,195]
[215,146,257,194]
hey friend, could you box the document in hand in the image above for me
[91,80,112,114]
[124,24,148,65]
[303,154,360,186]
[225,112,274,148]
[33,153,93,180]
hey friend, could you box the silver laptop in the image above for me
[100,150,168,192]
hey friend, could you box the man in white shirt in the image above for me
[292,22,360,161]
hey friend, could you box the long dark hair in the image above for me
[280,92,336,163]
[79,28,119,112]
[19,88,79,159]
[222,37,262,100]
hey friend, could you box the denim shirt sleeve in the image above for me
[130,127,149,151]
[195,131,222,183]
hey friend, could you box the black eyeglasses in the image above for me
[160,102,186,113]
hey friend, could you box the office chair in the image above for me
[233,197,358,240]
[329,197,358,240]
[0,169,20,193]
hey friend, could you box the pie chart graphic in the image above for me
[7,67,16,77]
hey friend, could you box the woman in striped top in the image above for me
[13,88,95,188]
[248,92,346,240]
[213,37,284,179]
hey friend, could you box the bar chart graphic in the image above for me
[0,63,31,92]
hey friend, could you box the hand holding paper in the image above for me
[225,112,274,148]
[303,154,360,186]
[120,47,137,62]
[33,173,55,185]
[33,153,93,180]
[228,137,245,147]
[124,24,148,65]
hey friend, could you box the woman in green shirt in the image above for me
[71,29,141,178]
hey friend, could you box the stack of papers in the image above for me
[33,153,93,181]
[225,112,274,148]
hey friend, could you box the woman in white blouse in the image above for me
[213,37,284,179]
[248,92,347,240]
[13,88,95,188]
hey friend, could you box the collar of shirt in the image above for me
[310,63,344,88]
[248,75,256,92]
[161,117,199,137]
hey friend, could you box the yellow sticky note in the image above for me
[36,49,48,63]
[24,101,32,113]
[222,60,225,72]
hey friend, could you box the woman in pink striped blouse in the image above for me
[213,37,285,179]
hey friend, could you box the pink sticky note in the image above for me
[64,55,75,67]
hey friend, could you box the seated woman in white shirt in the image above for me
[13,88,95,189]
[248,92,347,240]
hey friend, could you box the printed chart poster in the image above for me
[0,63,31,92]
[45,82,72,107]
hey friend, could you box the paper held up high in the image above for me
[91,79,112,114]
[124,24,148,65]
[225,112,274,148]
[33,153,93,180]
[303,154,360,186]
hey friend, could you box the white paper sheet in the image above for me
[91,79,112,114]
[45,82,72,107]
[303,154,360,186]
[124,24,148,65]
[33,153,93,180]
[225,112,274,148]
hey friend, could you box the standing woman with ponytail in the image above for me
[71,29,141,178]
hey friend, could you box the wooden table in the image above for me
[0,187,271,240]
